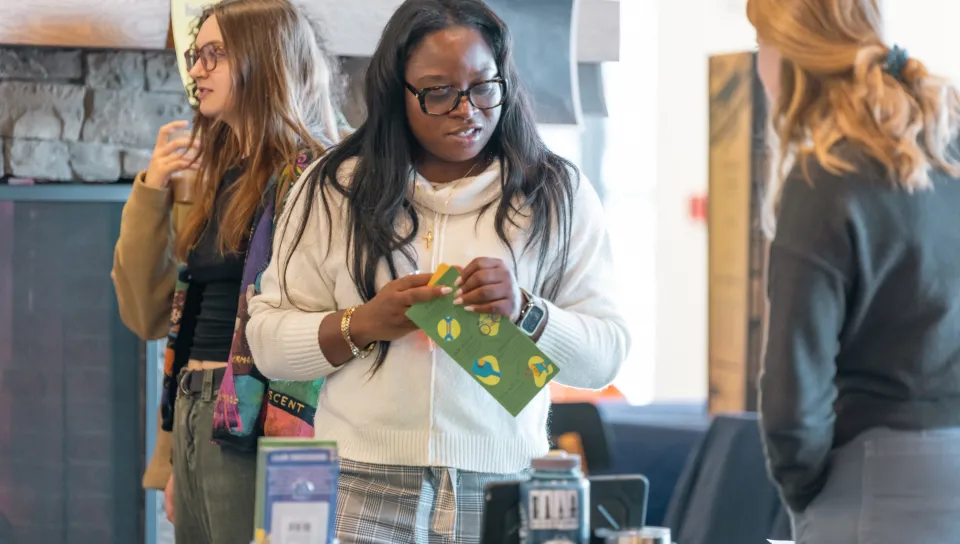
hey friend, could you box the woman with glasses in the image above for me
[244,0,629,541]
[111,0,346,542]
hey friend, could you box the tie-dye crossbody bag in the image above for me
[211,150,323,450]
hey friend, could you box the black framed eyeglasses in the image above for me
[405,77,507,116]
[185,43,227,73]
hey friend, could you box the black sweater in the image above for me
[760,143,960,512]
[183,166,246,362]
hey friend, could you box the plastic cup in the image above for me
[169,128,199,203]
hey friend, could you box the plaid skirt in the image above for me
[335,459,527,544]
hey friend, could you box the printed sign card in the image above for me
[407,265,560,416]
[254,438,339,544]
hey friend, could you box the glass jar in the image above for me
[519,451,590,544]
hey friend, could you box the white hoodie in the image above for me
[246,157,630,474]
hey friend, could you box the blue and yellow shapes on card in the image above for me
[407,264,562,417]
[437,315,461,342]
[472,355,502,386]
[477,314,502,337]
[527,356,557,388]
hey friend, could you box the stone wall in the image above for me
[0,46,373,183]
[0,43,596,183]
[0,46,190,182]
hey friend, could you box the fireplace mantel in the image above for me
[0,0,170,50]
[0,0,619,62]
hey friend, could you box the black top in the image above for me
[183,166,246,362]
[760,142,960,512]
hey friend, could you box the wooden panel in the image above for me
[0,0,170,49]
[707,51,767,415]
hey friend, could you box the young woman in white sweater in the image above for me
[245,0,630,541]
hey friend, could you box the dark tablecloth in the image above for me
[597,402,710,526]
[663,413,792,543]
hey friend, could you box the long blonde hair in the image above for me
[174,0,348,261]
[747,0,960,235]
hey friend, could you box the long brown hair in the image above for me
[748,0,960,235]
[174,0,347,260]
[279,0,578,373]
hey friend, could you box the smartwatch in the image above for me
[517,288,546,336]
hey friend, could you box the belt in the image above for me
[178,367,226,396]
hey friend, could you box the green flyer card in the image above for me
[406,266,560,416]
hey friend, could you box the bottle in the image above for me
[519,451,590,544]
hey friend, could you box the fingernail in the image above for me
[454,277,462,287]
[453,297,463,305]
[464,306,475,312]
[454,289,463,298]
[440,287,452,295]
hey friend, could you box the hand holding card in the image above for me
[407,265,560,416]
[452,257,523,321]
[350,273,449,344]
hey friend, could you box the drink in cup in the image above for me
[169,128,199,204]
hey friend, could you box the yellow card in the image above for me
[428,264,451,286]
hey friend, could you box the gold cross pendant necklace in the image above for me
[422,158,487,250]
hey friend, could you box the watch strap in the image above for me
[516,288,536,324]
[517,288,545,336]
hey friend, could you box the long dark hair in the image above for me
[175,0,347,260]
[282,0,577,370]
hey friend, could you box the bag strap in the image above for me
[271,148,320,223]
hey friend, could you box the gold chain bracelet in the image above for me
[341,306,375,359]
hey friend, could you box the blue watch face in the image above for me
[521,305,545,333]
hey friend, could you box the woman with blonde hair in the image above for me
[749,0,960,541]
[112,0,346,542]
